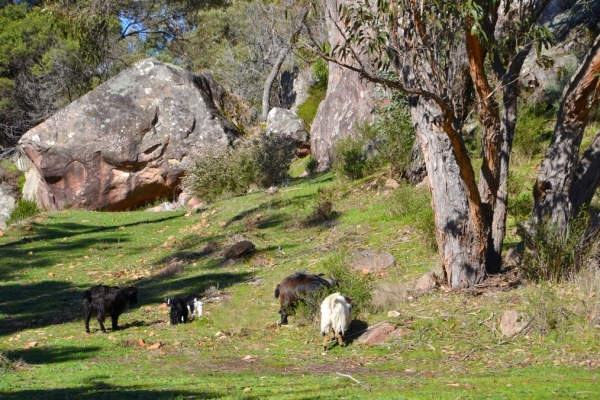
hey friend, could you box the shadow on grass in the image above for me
[346,319,369,345]
[135,271,253,305]
[1,385,222,400]
[0,214,184,279]
[4,345,101,365]
[0,280,83,336]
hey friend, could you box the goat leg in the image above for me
[97,314,107,333]
[337,331,345,347]
[279,309,289,325]
[322,332,329,351]
[111,313,119,331]
[84,311,92,333]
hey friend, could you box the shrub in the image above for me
[183,135,295,203]
[7,198,41,224]
[518,212,600,283]
[296,79,327,125]
[183,145,257,204]
[322,251,373,316]
[305,155,318,175]
[294,251,373,324]
[367,93,415,177]
[306,187,335,224]
[526,287,569,335]
[332,92,415,181]
[332,136,369,180]
[390,183,437,251]
[254,134,296,187]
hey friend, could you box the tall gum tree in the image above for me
[306,0,551,288]
[533,34,600,231]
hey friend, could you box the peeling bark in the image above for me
[534,34,600,231]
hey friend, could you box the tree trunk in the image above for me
[261,5,311,121]
[570,130,600,214]
[262,47,290,120]
[533,34,600,231]
[409,95,487,288]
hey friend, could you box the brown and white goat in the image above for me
[320,292,353,350]
[274,272,335,325]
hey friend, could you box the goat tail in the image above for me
[274,284,280,299]
[83,289,92,303]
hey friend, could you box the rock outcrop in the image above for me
[309,0,375,170]
[280,66,313,114]
[520,0,600,104]
[266,108,310,157]
[18,58,241,211]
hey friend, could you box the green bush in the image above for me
[322,251,373,316]
[519,212,600,283]
[183,134,295,203]
[254,134,296,187]
[305,155,318,175]
[390,183,437,251]
[7,198,41,224]
[367,93,415,176]
[332,92,415,181]
[306,187,335,224]
[296,80,327,125]
[295,251,373,324]
[527,287,569,335]
[332,136,370,180]
[183,145,257,204]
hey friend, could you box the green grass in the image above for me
[1,161,599,399]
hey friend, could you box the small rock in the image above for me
[265,186,278,195]
[147,341,162,350]
[499,310,530,337]
[351,249,395,274]
[415,176,430,191]
[385,178,400,189]
[224,240,256,259]
[414,271,438,292]
[357,322,398,345]
[388,310,401,318]
[158,259,184,277]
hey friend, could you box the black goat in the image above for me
[84,285,138,333]
[274,272,336,325]
[165,297,189,325]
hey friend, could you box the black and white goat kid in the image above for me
[182,294,203,321]
[84,285,138,333]
[165,297,189,325]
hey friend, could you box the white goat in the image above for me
[190,298,203,320]
[320,292,353,350]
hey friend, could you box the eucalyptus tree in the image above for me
[533,34,600,232]
[306,0,551,288]
[0,3,96,151]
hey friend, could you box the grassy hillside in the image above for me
[0,161,599,399]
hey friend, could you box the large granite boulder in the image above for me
[309,0,375,170]
[17,59,241,211]
[520,0,600,104]
[266,108,310,157]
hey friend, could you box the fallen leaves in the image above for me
[25,341,37,349]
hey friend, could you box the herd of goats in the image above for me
[82,272,353,350]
